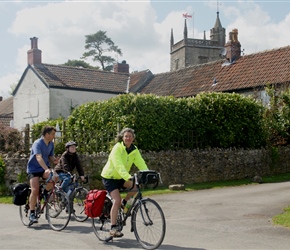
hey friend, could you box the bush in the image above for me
[0,124,24,153]
[264,86,290,146]
[65,92,267,152]
[0,157,5,185]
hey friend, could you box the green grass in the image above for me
[0,196,13,204]
[273,206,290,228]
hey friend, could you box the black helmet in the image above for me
[65,141,77,148]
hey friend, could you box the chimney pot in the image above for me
[114,61,129,73]
[27,37,42,65]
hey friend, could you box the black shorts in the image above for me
[102,178,125,193]
[27,171,45,180]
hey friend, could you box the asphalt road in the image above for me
[1,181,290,250]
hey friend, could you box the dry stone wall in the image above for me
[2,147,290,188]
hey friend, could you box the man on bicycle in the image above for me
[101,128,148,237]
[27,125,59,224]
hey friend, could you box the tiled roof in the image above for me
[32,64,131,94]
[0,97,13,127]
[140,45,290,97]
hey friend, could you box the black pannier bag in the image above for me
[12,183,30,206]
[137,170,159,188]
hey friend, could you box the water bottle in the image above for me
[123,197,133,214]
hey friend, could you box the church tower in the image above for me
[170,11,226,71]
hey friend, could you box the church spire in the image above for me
[183,19,188,41]
[170,28,174,51]
[210,7,225,46]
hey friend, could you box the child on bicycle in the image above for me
[54,141,85,193]
[101,128,148,238]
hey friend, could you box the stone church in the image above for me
[170,11,226,71]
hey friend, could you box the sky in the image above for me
[1,0,290,99]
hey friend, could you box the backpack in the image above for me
[12,183,30,206]
[84,189,107,218]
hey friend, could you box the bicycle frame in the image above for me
[113,173,152,231]
[92,170,166,249]
[33,179,56,217]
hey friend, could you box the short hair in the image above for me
[42,125,56,136]
[116,127,135,142]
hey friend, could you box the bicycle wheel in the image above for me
[92,197,116,242]
[19,189,34,226]
[132,198,166,250]
[72,187,88,222]
[46,189,71,231]
[92,215,112,241]
[19,203,31,226]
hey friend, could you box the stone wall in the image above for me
[2,147,290,188]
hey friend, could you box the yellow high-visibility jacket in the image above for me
[101,142,148,181]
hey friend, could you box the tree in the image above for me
[62,59,99,70]
[82,31,122,71]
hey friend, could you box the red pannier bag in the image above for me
[84,189,107,218]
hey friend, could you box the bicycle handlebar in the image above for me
[46,171,54,183]
[69,173,89,184]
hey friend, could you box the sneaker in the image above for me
[29,213,38,224]
[110,228,124,238]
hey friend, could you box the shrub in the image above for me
[65,92,267,152]
[0,124,24,153]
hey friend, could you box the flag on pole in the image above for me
[182,13,192,18]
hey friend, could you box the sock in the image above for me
[30,210,35,214]
[111,225,116,230]
[122,199,127,206]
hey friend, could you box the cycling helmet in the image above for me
[65,141,77,148]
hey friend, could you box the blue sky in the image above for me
[1,0,290,98]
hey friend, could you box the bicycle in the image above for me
[92,170,166,250]
[64,173,89,222]
[19,172,71,231]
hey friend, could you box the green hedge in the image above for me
[64,92,267,152]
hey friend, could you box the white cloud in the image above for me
[0,73,19,98]
[8,1,167,73]
[224,2,290,55]
[2,1,290,99]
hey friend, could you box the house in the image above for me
[141,28,290,105]
[0,96,13,127]
[7,10,290,131]
[12,37,153,130]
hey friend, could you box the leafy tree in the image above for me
[62,60,99,70]
[9,82,17,96]
[82,31,122,71]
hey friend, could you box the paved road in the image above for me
[1,181,290,249]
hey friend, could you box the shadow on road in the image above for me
[98,237,205,250]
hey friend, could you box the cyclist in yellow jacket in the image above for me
[101,127,148,238]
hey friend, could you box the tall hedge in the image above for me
[65,92,267,152]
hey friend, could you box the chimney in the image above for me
[114,60,129,73]
[224,29,241,63]
[27,37,42,65]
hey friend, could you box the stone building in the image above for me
[170,11,226,71]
